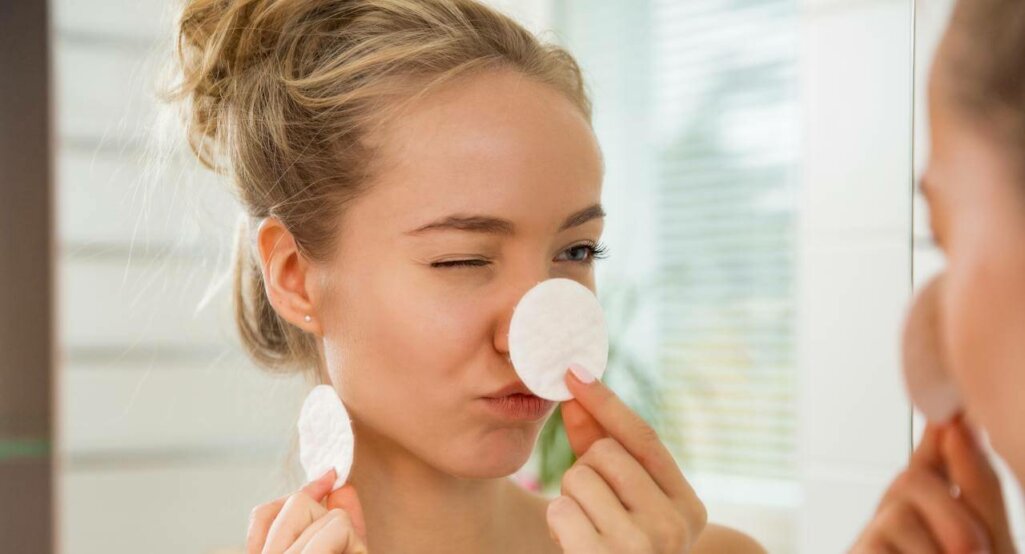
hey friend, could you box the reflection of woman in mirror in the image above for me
[853,0,1025,552]
[165,1,763,552]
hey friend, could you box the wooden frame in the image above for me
[0,0,55,550]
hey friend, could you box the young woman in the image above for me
[167,1,764,552]
[853,0,1025,552]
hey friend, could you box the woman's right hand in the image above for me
[851,418,1015,554]
[246,468,369,554]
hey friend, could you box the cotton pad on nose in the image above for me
[902,277,962,422]
[298,384,354,491]
[508,278,609,401]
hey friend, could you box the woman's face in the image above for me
[917,44,1025,478]
[313,69,605,479]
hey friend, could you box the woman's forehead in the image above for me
[375,70,600,175]
[355,71,604,227]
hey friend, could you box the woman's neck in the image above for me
[347,423,554,554]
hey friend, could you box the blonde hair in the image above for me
[164,0,592,374]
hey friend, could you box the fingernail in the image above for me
[316,468,336,482]
[568,363,595,384]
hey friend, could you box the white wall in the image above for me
[797,0,914,551]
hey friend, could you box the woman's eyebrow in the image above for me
[559,203,606,231]
[406,203,605,235]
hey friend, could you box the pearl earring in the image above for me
[304,315,312,323]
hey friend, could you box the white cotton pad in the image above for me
[508,278,609,401]
[902,277,962,423]
[298,384,354,491]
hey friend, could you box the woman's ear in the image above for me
[256,217,323,336]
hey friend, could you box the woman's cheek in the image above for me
[380,276,494,373]
[941,242,1023,438]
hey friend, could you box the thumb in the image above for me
[560,400,607,457]
[326,484,367,543]
[910,422,946,472]
[942,419,1012,551]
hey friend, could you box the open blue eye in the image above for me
[556,241,609,264]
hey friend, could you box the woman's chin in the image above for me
[444,431,540,479]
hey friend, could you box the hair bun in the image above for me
[169,0,277,169]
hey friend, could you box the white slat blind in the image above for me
[556,0,800,481]
[53,1,308,551]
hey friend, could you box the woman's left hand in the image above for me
[546,364,706,554]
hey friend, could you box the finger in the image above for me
[878,425,945,509]
[561,400,608,457]
[850,521,893,554]
[874,502,941,554]
[326,485,367,542]
[284,509,346,554]
[576,437,665,513]
[899,469,991,553]
[560,463,632,536]
[859,539,899,554]
[546,496,603,552]
[301,511,367,554]
[249,470,337,554]
[943,419,1011,549]
[564,366,692,500]
[247,497,287,554]
[262,491,329,553]
[909,422,945,472]
[576,437,704,549]
[300,468,338,501]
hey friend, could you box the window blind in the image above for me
[556,0,800,481]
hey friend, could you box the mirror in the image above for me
[34,0,1021,552]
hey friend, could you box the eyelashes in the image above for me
[432,241,610,269]
[433,259,490,268]
[576,241,609,262]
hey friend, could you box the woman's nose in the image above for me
[492,270,551,355]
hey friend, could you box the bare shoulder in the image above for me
[692,523,767,554]
[507,483,563,554]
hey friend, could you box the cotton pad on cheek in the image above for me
[508,278,609,401]
[298,384,355,491]
[902,277,962,423]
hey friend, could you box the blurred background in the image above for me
[1,0,1023,552]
